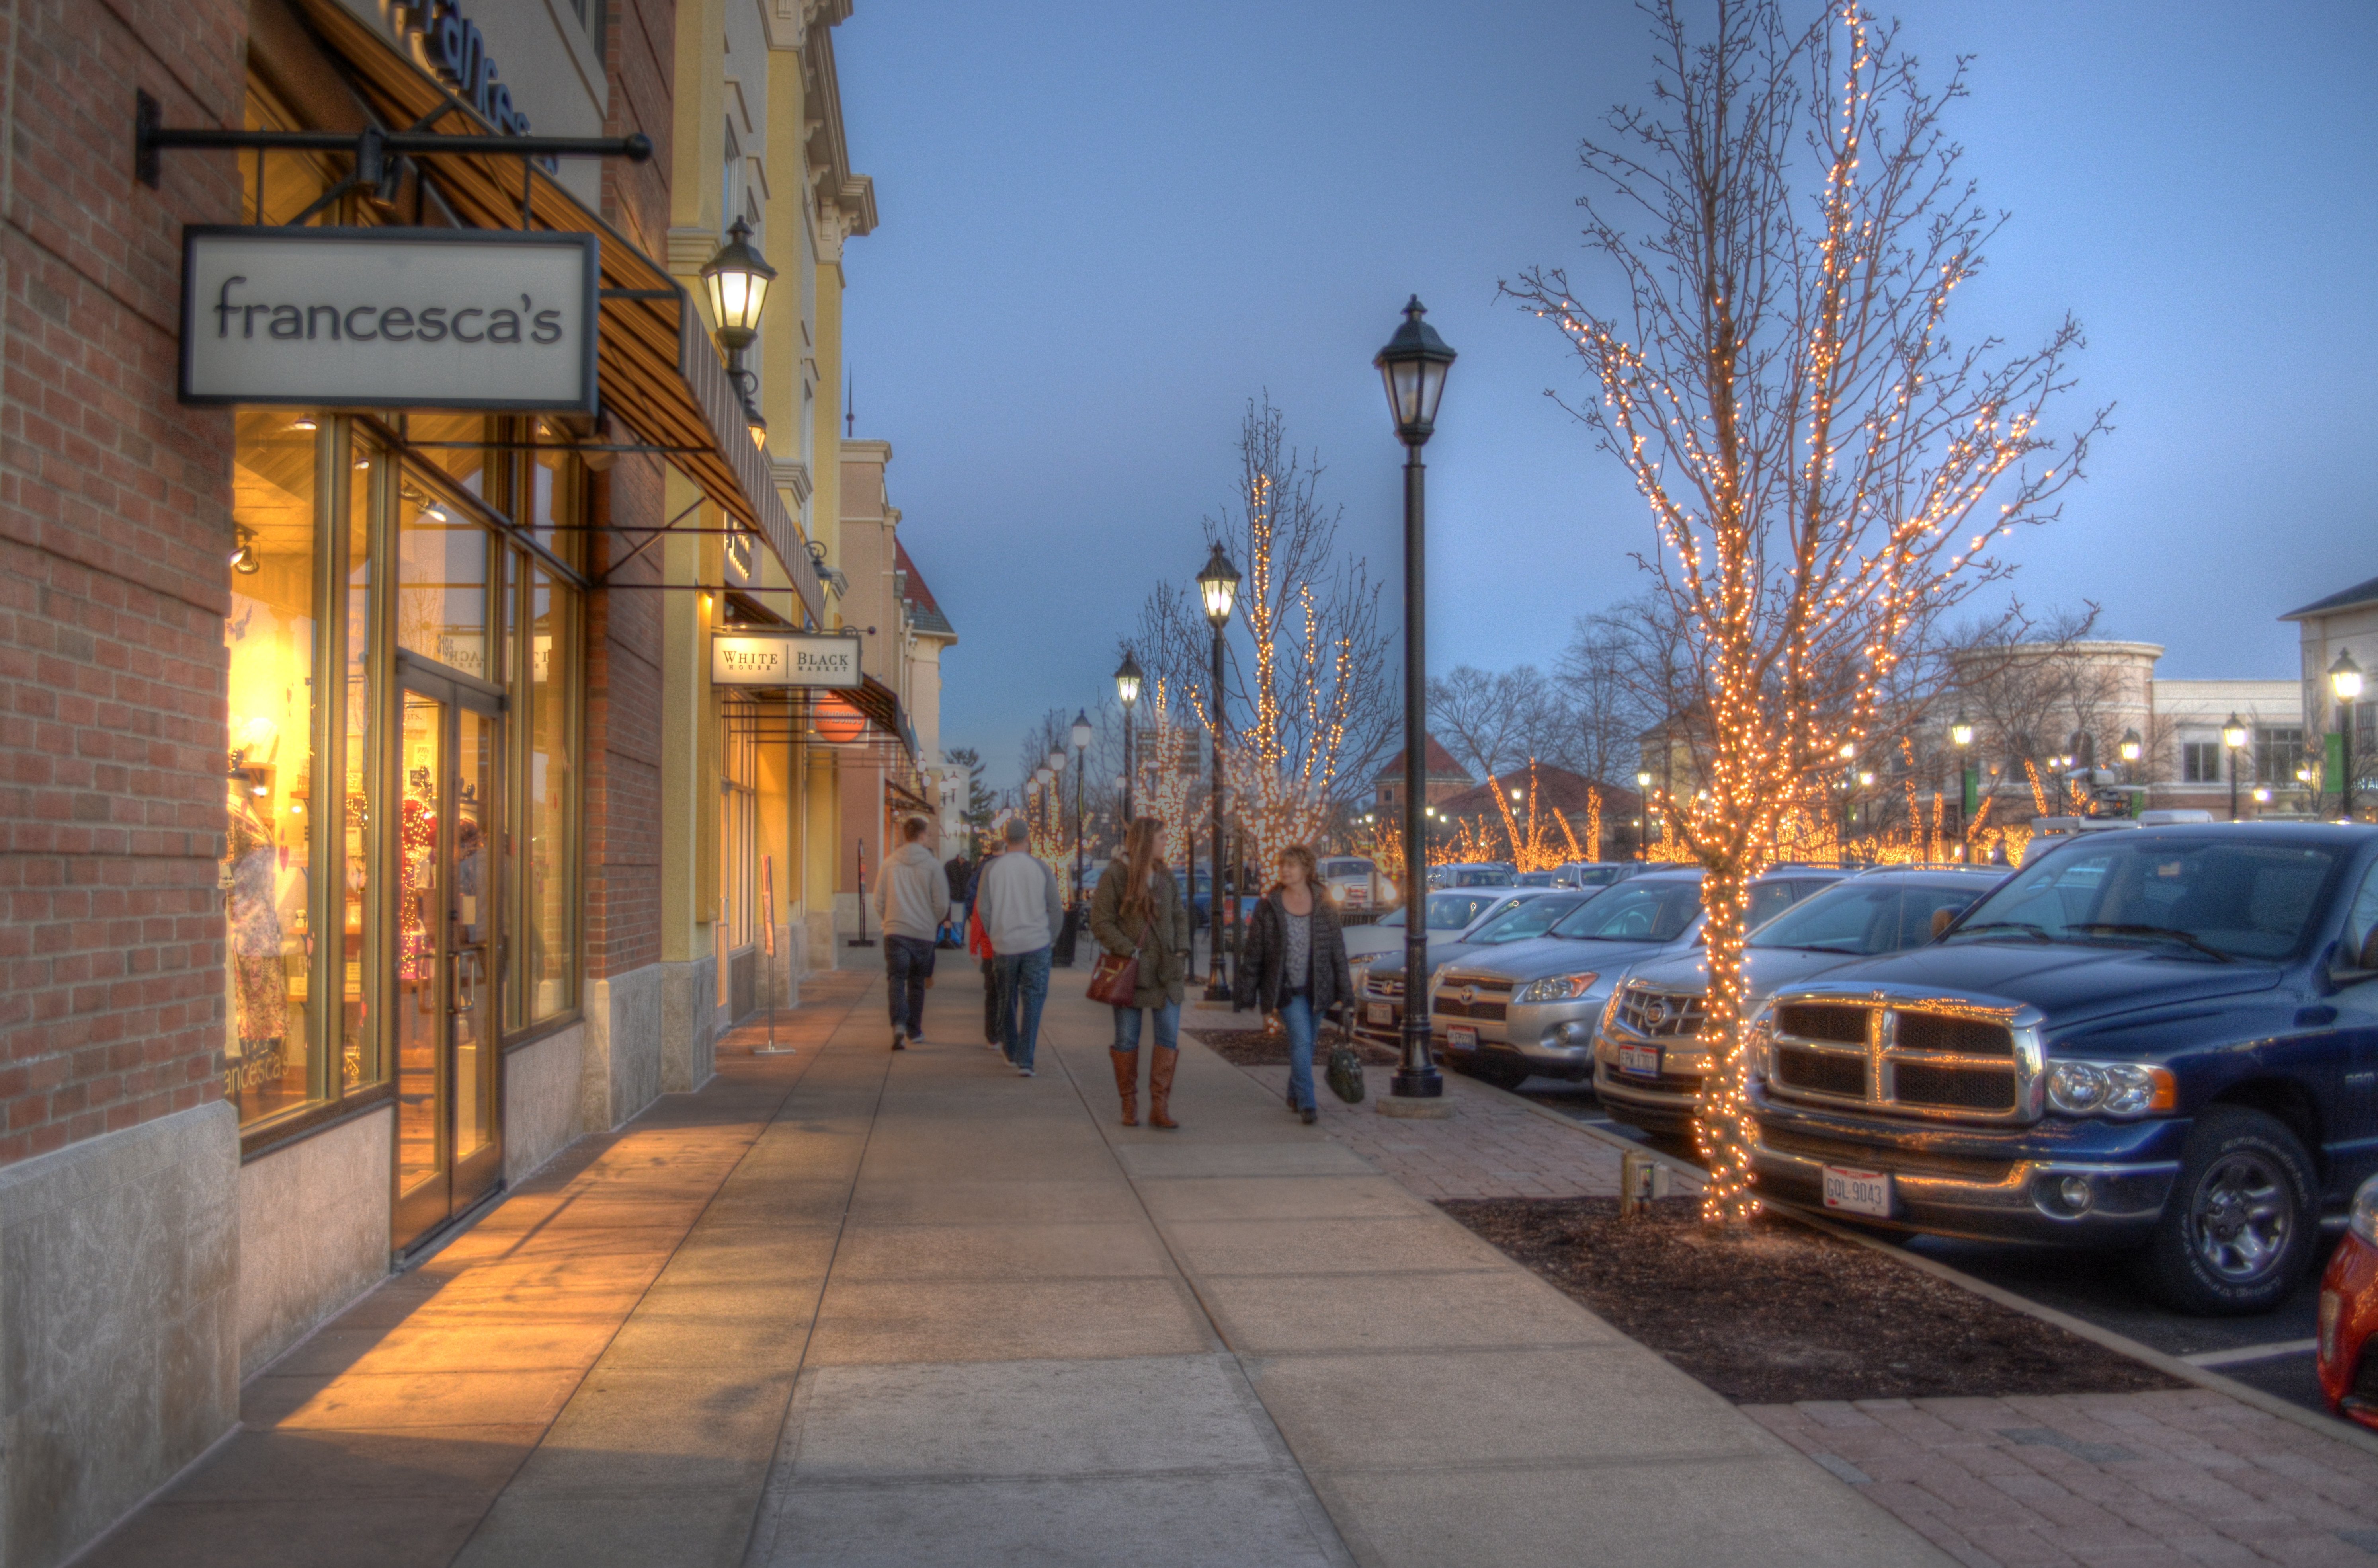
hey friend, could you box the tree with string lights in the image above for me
[1507,0,2106,1224]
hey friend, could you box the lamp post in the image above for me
[2222,714,2248,822]
[2333,651,2364,821]
[1114,649,1143,823]
[699,218,776,450]
[1635,770,1652,861]
[1070,706,1092,891]
[1196,543,1241,998]
[1376,295,1455,1104]
[1950,712,1974,852]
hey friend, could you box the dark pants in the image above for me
[886,935,935,1036]
[981,956,1004,1043]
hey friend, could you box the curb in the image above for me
[1470,1072,2378,1458]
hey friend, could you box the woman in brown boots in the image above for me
[1088,816,1189,1128]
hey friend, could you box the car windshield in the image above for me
[1373,907,1405,928]
[1427,892,1497,931]
[1548,879,1701,942]
[1468,893,1583,944]
[1751,879,1989,956]
[1321,859,1369,878]
[1446,869,1513,887]
[1571,867,1622,886]
[1515,871,1557,887]
[1946,837,2342,962]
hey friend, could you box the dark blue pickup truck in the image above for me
[1748,824,2378,1314]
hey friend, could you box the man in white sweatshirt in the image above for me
[875,816,952,1049]
[975,817,1062,1074]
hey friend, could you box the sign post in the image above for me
[752,855,793,1056]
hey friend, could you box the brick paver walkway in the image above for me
[1212,1020,2378,1568]
[1748,1392,2378,1568]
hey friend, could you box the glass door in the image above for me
[393,671,505,1252]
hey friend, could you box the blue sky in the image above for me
[834,2,2378,790]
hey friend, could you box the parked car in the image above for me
[1321,855,1395,917]
[1345,887,1538,965]
[1178,868,1257,932]
[1747,823,2378,1315]
[1556,862,1642,890]
[1431,867,1847,1090]
[1515,870,1561,887]
[1351,889,1598,1048]
[1429,862,1515,889]
[1594,867,2005,1135]
[2318,1173,2378,1430]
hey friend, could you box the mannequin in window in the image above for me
[225,766,288,1097]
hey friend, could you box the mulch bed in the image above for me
[1187,1026,1400,1068]
[1439,1196,2185,1405]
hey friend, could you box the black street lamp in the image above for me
[1114,649,1143,823]
[2334,652,2364,821]
[1197,543,1240,998]
[699,218,776,450]
[1376,295,1455,1104]
[1070,709,1092,914]
[1634,770,1652,861]
[1950,712,1974,851]
[2222,713,2248,822]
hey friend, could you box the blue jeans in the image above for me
[994,947,1052,1069]
[1113,996,1180,1055]
[1281,993,1316,1110]
[885,935,935,1036]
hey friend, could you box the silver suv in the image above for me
[1431,868,1845,1090]
[1593,867,2005,1134]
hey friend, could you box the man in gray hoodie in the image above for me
[875,816,952,1049]
[976,817,1062,1075]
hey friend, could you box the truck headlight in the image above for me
[2045,1060,2175,1118]
[2351,1174,2378,1248]
[1515,972,1599,1004]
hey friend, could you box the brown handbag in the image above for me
[1086,947,1139,1007]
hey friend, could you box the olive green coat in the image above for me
[1088,859,1189,1009]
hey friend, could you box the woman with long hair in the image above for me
[1233,843,1353,1124]
[1087,815,1190,1128]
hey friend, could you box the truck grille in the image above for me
[1758,1127,2017,1185]
[1434,974,1512,1022]
[1363,974,1403,1001]
[1764,997,2037,1123]
[1617,985,1705,1039]
[1435,996,1507,1021]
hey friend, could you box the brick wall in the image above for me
[580,0,672,982]
[0,0,246,1165]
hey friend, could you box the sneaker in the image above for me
[892,1031,906,1051]
[1300,1104,1318,1125]
[1017,1063,1034,1077]
[909,1032,927,1046]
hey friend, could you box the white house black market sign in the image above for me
[179,228,598,413]
[711,633,862,688]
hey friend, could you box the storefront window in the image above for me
[343,432,382,1091]
[397,472,490,680]
[723,706,758,950]
[405,414,491,499]
[516,563,577,1023]
[225,411,324,1125]
[525,423,583,571]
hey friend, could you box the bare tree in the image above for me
[1428,665,1566,779]
[1506,0,2105,1223]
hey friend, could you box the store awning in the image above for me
[289,0,822,622]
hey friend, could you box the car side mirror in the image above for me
[2362,928,2378,972]
[1931,907,1956,939]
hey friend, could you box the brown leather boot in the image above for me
[1148,1046,1181,1130]
[1109,1049,1139,1127]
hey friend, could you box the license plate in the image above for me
[1447,1025,1478,1051]
[1365,1001,1392,1026]
[1822,1166,1892,1217]
[1618,1043,1662,1078]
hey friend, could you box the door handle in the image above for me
[453,949,482,1014]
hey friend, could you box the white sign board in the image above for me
[711,633,862,688]
[180,227,599,412]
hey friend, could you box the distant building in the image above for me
[1434,764,1642,859]
[2282,573,2378,815]
[1373,738,1474,817]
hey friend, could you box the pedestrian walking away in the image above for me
[1235,842,1353,1123]
[939,846,972,948]
[875,815,953,1049]
[1088,815,1190,1129]
[976,817,1062,1074]
[964,844,1006,1048]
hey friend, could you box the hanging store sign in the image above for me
[711,632,863,688]
[180,227,599,412]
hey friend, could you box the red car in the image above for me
[2317,1174,2378,1429]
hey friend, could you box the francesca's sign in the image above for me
[711,633,862,688]
[180,228,598,412]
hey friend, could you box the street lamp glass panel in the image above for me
[1196,543,1241,627]
[1048,749,1066,772]
[698,218,775,351]
[1113,650,1143,707]
[2332,651,2364,704]
[2119,729,2142,763]
[1636,771,1652,788]
[1950,713,1974,748]
[2222,714,2248,750]
[1070,711,1093,751]
[1372,296,1456,444]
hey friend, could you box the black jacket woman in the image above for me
[1088,816,1190,1129]
[1233,842,1354,1122]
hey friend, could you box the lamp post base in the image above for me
[1388,1066,1444,1098]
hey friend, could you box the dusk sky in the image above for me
[835,2,2378,792]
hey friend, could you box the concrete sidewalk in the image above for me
[84,964,1946,1568]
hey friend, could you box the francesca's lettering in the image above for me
[195,270,578,353]
[307,304,342,340]
[344,306,379,339]
[417,307,449,341]
[531,309,562,344]
[486,308,520,343]
[269,305,303,339]
[213,275,248,338]
[379,306,414,341]
[452,308,485,342]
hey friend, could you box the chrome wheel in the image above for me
[2186,1151,2293,1283]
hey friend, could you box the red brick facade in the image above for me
[0,0,247,1166]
